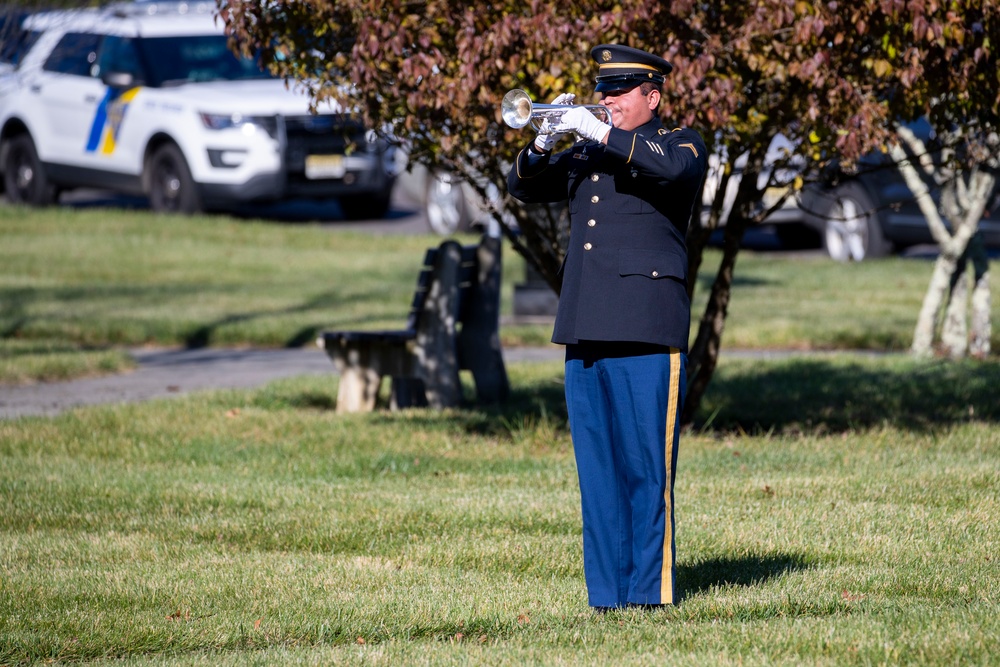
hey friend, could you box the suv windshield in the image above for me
[137,34,273,86]
[0,7,42,71]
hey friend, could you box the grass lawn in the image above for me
[2,205,999,664]
[2,356,998,665]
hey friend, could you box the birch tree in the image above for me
[892,126,997,358]
[857,2,999,359]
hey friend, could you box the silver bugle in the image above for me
[501,89,612,132]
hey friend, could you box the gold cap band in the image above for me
[598,62,661,73]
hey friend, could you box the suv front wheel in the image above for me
[2,134,56,206]
[147,143,201,214]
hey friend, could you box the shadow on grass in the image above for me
[467,353,1000,438]
[262,350,1000,439]
[1,283,373,350]
[677,552,811,601]
[358,354,1000,438]
[698,355,1000,433]
[180,288,377,349]
[461,379,570,439]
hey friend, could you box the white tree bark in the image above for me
[942,259,969,358]
[891,125,995,358]
[969,234,992,358]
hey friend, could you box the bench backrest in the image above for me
[403,246,443,332]
[405,239,490,334]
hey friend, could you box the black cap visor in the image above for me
[595,73,664,93]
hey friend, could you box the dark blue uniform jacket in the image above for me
[507,116,708,352]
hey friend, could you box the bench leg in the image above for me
[336,366,382,413]
[390,377,428,410]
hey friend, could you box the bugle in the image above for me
[501,89,612,132]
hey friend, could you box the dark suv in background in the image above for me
[799,118,1000,261]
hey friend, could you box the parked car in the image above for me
[696,122,1000,260]
[0,1,398,218]
[799,120,1000,261]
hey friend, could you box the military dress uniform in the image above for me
[507,44,707,609]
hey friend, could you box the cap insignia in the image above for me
[601,50,612,62]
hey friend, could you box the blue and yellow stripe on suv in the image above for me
[85,86,141,155]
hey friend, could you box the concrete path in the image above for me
[0,345,565,419]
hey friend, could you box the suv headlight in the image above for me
[200,113,278,138]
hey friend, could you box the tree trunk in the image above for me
[911,253,959,357]
[942,257,970,359]
[682,215,749,425]
[969,232,992,358]
[891,130,985,359]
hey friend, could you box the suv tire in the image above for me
[807,181,889,261]
[2,134,56,206]
[147,143,201,214]
[425,170,470,236]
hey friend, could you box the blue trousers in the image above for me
[564,341,685,608]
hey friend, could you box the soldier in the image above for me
[507,43,708,610]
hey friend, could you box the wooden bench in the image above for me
[316,234,510,413]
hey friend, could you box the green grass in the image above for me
[0,338,135,383]
[3,204,998,383]
[707,252,944,351]
[3,204,999,663]
[0,205,453,348]
[2,357,998,665]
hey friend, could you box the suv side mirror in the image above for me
[100,70,136,88]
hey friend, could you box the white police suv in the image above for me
[0,2,398,218]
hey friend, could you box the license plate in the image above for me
[305,154,345,179]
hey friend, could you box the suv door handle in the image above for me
[84,95,98,103]
[29,84,41,94]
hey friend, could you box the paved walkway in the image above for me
[0,345,565,419]
[0,345,888,420]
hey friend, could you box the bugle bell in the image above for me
[501,89,612,132]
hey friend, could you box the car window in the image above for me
[42,31,100,77]
[95,35,143,80]
[137,34,273,86]
[0,28,41,67]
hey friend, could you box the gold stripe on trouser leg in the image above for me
[660,348,681,604]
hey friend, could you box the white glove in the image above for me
[555,105,612,144]
[533,93,575,152]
